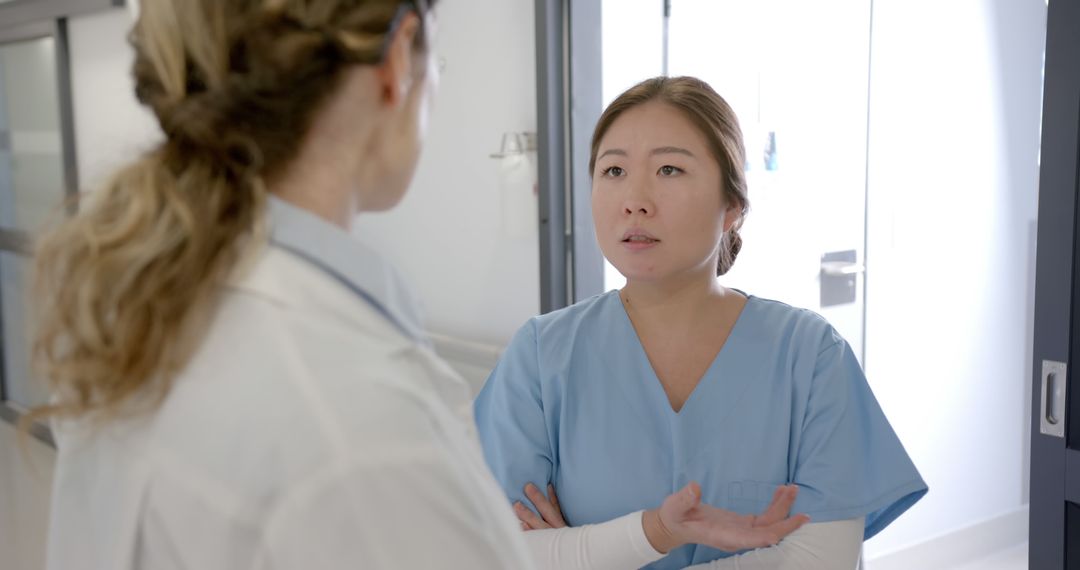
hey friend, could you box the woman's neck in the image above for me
[620,270,730,329]
[270,163,362,231]
[268,69,383,231]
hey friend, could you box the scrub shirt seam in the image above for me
[795,478,927,519]
[528,318,558,486]
[815,338,844,359]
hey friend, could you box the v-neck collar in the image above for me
[610,290,755,418]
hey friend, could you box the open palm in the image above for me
[657,481,809,552]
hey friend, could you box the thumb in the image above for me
[674,481,702,512]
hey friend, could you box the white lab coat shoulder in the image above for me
[46,244,533,570]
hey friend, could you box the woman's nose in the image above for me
[622,187,654,216]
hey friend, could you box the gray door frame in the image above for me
[534,0,605,314]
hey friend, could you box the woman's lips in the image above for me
[621,232,660,250]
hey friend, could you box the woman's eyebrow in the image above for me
[597,147,695,160]
[597,148,627,160]
[651,146,695,157]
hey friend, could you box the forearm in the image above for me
[523,511,665,570]
[686,518,865,570]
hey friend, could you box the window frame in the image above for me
[0,0,122,31]
[0,12,88,448]
[534,0,605,313]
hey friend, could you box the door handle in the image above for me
[820,250,861,307]
[1040,360,1067,438]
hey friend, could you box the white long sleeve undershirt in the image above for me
[523,513,865,570]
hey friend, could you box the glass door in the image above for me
[601,0,872,359]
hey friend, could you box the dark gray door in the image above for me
[1030,0,1080,568]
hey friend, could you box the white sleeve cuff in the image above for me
[523,510,665,570]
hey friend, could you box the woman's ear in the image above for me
[377,12,421,107]
[722,205,742,233]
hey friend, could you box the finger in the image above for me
[756,485,798,526]
[548,484,565,519]
[757,513,811,546]
[514,501,551,530]
[514,501,550,530]
[525,483,567,528]
[753,486,788,526]
[661,480,703,525]
[678,481,702,511]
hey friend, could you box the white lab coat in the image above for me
[45,238,536,569]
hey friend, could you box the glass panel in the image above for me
[0,36,66,234]
[665,0,871,357]
[1,250,46,409]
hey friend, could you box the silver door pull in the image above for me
[820,261,866,276]
[1040,360,1067,438]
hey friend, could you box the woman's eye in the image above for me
[602,166,625,177]
[658,165,683,176]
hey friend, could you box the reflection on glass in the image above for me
[1,250,46,409]
[0,36,66,234]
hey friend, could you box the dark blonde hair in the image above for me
[27,0,434,428]
[590,76,749,276]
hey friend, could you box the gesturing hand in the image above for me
[644,482,810,553]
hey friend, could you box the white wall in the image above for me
[67,8,161,191]
[862,0,1045,560]
[65,4,540,347]
[351,0,540,345]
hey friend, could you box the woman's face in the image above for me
[591,101,738,284]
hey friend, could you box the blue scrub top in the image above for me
[475,290,927,569]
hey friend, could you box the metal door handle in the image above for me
[1040,360,1067,438]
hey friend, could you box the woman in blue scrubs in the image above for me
[475,76,927,569]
